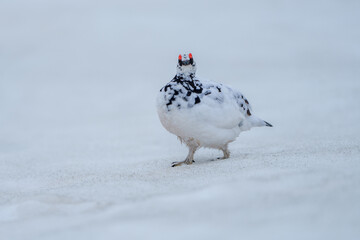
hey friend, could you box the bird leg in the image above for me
[172,145,198,167]
[218,145,230,160]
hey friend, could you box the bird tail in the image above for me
[264,121,273,127]
[249,116,273,128]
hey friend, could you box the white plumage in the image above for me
[157,53,272,167]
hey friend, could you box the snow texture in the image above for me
[1,0,360,239]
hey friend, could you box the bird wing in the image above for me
[198,80,253,129]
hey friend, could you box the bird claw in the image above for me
[171,161,183,167]
[171,160,195,167]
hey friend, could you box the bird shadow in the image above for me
[195,152,250,165]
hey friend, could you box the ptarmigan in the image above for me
[157,53,272,167]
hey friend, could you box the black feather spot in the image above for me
[164,84,173,92]
[247,109,251,116]
[194,96,201,104]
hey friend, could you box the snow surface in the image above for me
[1,0,360,239]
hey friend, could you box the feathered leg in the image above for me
[172,145,198,167]
[218,145,230,160]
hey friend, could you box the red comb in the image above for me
[178,54,182,60]
[189,53,193,59]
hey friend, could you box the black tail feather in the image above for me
[264,121,273,127]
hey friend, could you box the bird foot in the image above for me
[217,154,230,160]
[217,149,230,160]
[171,160,195,167]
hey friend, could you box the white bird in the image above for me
[157,53,272,167]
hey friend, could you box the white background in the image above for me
[0,0,359,239]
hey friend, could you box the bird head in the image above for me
[176,53,196,77]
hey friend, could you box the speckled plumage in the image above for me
[157,53,272,167]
